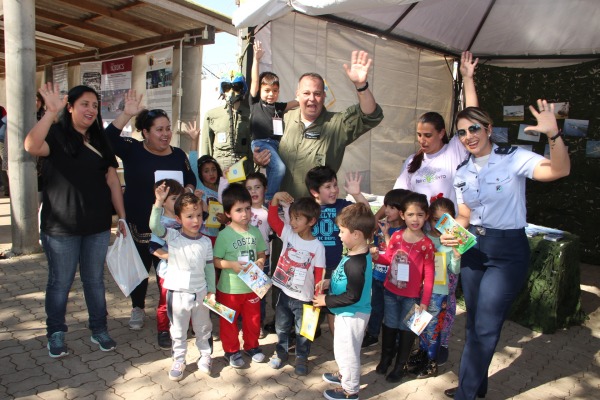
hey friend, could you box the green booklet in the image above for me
[434,213,477,254]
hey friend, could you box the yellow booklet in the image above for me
[434,252,447,286]
[226,156,247,183]
[300,304,321,341]
[206,201,223,228]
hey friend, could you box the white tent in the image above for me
[235,0,600,65]
[233,0,599,194]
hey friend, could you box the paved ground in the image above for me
[0,195,598,400]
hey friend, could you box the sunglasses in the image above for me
[221,82,244,92]
[456,124,483,138]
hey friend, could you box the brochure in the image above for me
[226,156,247,183]
[238,261,272,299]
[206,201,224,229]
[300,304,321,341]
[435,213,477,254]
[404,305,433,336]
[203,298,236,324]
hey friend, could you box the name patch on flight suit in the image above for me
[304,131,321,139]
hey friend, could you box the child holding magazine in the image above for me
[267,192,325,376]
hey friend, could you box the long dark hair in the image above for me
[407,112,448,173]
[59,85,112,163]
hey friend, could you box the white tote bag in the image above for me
[106,223,148,297]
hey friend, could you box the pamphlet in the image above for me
[206,201,223,229]
[404,305,433,336]
[238,261,272,299]
[435,213,477,254]
[203,298,236,324]
[226,157,247,183]
[300,304,321,341]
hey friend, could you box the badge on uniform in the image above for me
[304,131,320,139]
[496,185,502,192]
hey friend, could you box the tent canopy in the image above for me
[234,0,600,62]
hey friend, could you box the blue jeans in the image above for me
[275,291,311,359]
[366,278,385,336]
[42,230,111,337]
[251,138,285,201]
[383,289,417,331]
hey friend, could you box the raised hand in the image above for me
[122,89,144,117]
[38,83,67,114]
[343,50,372,86]
[253,39,264,61]
[344,171,363,196]
[525,100,559,137]
[182,120,200,140]
[154,182,170,204]
[459,51,478,79]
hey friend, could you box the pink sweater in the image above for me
[377,229,435,307]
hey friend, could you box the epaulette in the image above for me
[494,145,517,155]
[456,154,471,170]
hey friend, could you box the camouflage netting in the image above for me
[474,60,600,264]
[510,234,586,333]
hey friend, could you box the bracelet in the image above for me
[549,129,563,141]
[356,81,369,92]
[118,218,126,223]
[186,187,194,193]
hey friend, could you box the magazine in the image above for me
[404,305,433,336]
[435,213,477,254]
[238,261,272,299]
[203,298,236,324]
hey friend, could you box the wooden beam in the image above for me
[36,9,138,42]
[54,0,173,35]
[49,27,215,64]
[35,26,111,49]
[140,0,237,35]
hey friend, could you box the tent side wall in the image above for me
[265,13,455,194]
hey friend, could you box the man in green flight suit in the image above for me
[253,50,384,198]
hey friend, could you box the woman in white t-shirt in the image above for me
[392,51,479,210]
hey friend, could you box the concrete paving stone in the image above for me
[63,380,110,400]
[112,376,155,396]
[0,343,25,360]
[56,370,103,390]
[10,350,44,371]
[1,360,45,386]
[6,373,54,397]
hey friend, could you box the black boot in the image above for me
[416,358,438,379]
[386,330,415,383]
[375,324,398,375]
[407,347,427,373]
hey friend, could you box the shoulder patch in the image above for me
[494,145,517,155]
[456,155,471,170]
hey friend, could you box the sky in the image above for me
[191,0,240,78]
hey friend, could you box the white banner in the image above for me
[101,56,133,122]
[80,61,102,92]
[146,47,174,121]
[52,63,69,95]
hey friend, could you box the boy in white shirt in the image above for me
[150,184,215,381]
[267,192,326,376]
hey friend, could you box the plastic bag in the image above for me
[106,223,148,297]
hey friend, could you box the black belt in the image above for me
[469,225,525,238]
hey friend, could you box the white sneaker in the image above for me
[197,354,212,375]
[129,307,145,330]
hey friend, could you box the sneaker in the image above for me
[361,333,378,348]
[91,331,117,351]
[416,360,438,379]
[244,347,266,363]
[224,351,245,368]
[197,354,212,375]
[128,307,145,330]
[295,356,308,376]
[259,327,267,339]
[169,360,185,381]
[47,331,68,358]
[437,346,449,366]
[264,321,276,334]
[268,354,285,369]
[323,372,342,385]
[157,331,171,350]
[324,387,359,400]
